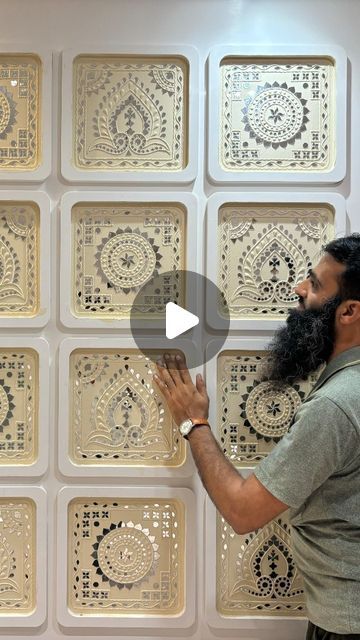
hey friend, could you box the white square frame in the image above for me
[0,337,49,477]
[0,191,51,328]
[58,336,200,478]
[57,486,196,630]
[205,496,307,633]
[0,486,47,628]
[60,191,199,329]
[206,192,347,331]
[0,46,52,182]
[207,45,347,185]
[61,45,199,184]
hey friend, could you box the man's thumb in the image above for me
[196,373,206,393]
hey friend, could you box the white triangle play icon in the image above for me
[166,302,199,339]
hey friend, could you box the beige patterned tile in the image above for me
[0,203,40,316]
[217,512,305,616]
[0,349,38,464]
[71,202,186,318]
[217,350,318,467]
[218,202,334,319]
[0,55,41,170]
[220,57,335,172]
[73,55,188,171]
[0,498,36,613]
[69,348,185,467]
[68,497,185,615]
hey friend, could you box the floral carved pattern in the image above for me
[220,60,334,171]
[217,351,319,466]
[0,55,40,169]
[0,499,35,612]
[218,203,334,319]
[70,350,185,466]
[68,498,184,614]
[74,56,188,171]
[72,203,186,317]
[0,204,39,315]
[217,513,305,615]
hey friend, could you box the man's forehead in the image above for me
[313,253,345,282]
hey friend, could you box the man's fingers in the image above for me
[175,352,193,384]
[156,360,175,389]
[163,353,182,384]
[153,373,170,396]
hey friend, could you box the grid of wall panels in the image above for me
[0,39,348,639]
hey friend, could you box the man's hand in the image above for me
[153,352,209,426]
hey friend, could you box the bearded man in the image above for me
[154,234,360,640]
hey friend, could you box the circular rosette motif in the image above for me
[95,227,162,294]
[91,521,160,589]
[240,380,304,442]
[242,82,309,149]
[0,381,15,432]
[0,87,17,140]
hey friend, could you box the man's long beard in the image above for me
[260,296,342,386]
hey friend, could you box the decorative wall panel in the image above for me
[73,54,188,172]
[0,55,40,170]
[207,46,347,183]
[57,487,195,629]
[206,193,346,330]
[216,350,318,467]
[71,201,186,318]
[217,202,334,319]
[216,512,305,617]
[0,497,35,613]
[0,202,40,316]
[68,348,185,467]
[0,349,38,465]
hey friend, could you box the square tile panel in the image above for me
[0,349,38,465]
[67,497,185,616]
[206,193,346,330]
[216,350,318,467]
[0,202,39,316]
[0,497,36,613]
[73,54,188,172]
[207,46,347,184]
[72,201,186,319]
[0,55,41,170]
[216,511,305,617]
[219,56,335,173]
[68,348,185,467]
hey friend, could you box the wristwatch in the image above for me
[179,418,210,439]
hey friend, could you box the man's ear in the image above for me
[339,300,360,324]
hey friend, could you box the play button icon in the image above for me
[130,269,229,369]
[165,302,199,339]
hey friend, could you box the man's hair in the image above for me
[324,233,360,301]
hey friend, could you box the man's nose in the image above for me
[294,279,307,298]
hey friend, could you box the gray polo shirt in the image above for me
[254,346,360,634]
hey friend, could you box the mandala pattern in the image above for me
[0,204,39,315]
[217,351,319,466]
[218,203,334,318]
[0,56,40,169]
[70,350,185,466]
[0,499,35,612]
[0,350,38,464]
[74,55,188,170]
[68,498,184,614]
[220,60,334,171]
[217,513,305,615]
[72,203,185,317]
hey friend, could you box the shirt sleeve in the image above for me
[254,393,358,509]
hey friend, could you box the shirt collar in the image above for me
[310,345,360,395]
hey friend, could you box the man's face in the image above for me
[261,254,345,385]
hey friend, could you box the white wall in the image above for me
[1,0,358,638]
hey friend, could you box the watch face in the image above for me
[179,418,193,435]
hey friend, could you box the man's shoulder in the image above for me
[307,364,360,426]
